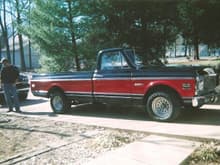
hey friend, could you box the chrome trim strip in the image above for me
[92,77,130,81]
[95,95,132,99]
[66,93,92,97]
[93,92,143,96]
[32,90,144,97]
[93,77,194,81]
[65,91,92,94]
[64,92,143,100]
[65,91,144,97]
[65,91,92,97]
[32,76,194,82]
[132,77,194,80]
[31,78,91,82]
[65,91,144,98]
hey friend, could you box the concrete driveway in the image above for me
[1,93,220,164]
[2,93,220,141]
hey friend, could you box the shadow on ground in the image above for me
[21,98,48,107]
[7,96,220,126]
[66,103,220,126]
[1,98,48,108]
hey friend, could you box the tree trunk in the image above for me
[12,34,15,65]
[28,0,32,69]
[174,41,177,58]
[193,37,199,60]
[0,39,2,59]
[67,0,80,71]
[18,34,26,71]
[207,44,211,56]
[2,0,11,61]
[10,2,16,65]
[16,0,26,71]
[28,40,32,69]
[184,39,188,57]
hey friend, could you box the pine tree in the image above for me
[26,0,86,72]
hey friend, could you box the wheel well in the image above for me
[144,85,182,104]
[48,86,64,97]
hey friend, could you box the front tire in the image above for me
[19,93,28,101]
[50,91,70,114]
[146,91,181,122]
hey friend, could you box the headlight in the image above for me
[195,76,204,95]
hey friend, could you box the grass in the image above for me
[182,142,220,165]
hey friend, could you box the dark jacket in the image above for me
[1,65,19,84]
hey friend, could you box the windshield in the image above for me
[124,49,165,68]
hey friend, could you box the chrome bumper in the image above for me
[0,88,29,94]
[192,92,219,107]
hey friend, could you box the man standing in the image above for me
[0,58,21,113]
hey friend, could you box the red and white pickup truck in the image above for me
[31,48,219,121]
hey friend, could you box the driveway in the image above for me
[1,93,220,164]
[1,93,220,141]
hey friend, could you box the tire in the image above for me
[50,91,70,114]
[19,93,28,101]
[146,91,181,122]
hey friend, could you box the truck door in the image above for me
[93,50,132,104]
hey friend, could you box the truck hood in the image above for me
[139,65,215,78]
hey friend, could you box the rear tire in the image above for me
[50,91,70,114]
[146,91,181,122]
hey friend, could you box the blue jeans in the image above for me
[3,83,20,111]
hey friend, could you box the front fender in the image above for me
[144,79,195,99]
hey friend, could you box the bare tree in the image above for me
[9,2,16,65]
[0,0,11,61]
[15,0,26,71]
[28,0,32,69]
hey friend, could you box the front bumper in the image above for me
[0,82,29,96]
[192,92,219,107]
[0,87,29,95]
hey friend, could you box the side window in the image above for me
[100,51,129,70]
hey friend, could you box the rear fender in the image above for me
[48,86,64,97]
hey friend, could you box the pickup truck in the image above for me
[31,48,219,121]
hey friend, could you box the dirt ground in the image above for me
[1,114,220,165]
[0,114,147,164]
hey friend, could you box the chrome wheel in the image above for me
[151,96,172,120]
[50,91,69,114]
[52,95,64,112]
[146,91,181,122]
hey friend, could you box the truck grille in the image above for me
[203,74,216,93]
